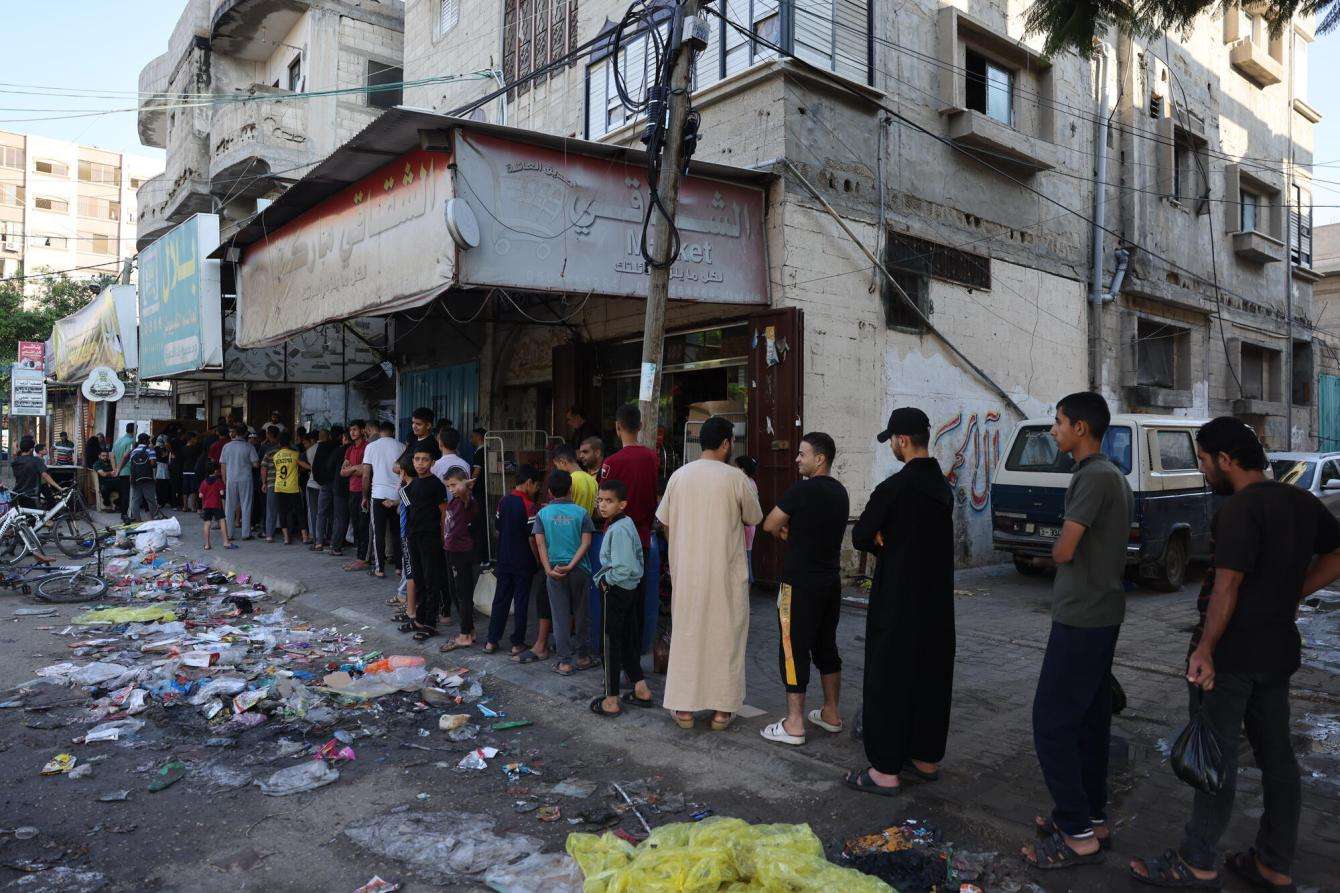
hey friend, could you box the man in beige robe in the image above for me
[656,415,763,730]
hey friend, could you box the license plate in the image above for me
[1038,526,1061,538]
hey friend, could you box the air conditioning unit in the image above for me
[0,241,18,253]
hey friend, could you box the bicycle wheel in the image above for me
[0,526,32,567]
[52,513,98,558]
[35,572,107,603]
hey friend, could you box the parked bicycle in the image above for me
[0,485,99,565]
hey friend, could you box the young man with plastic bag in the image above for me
[1130,418,1340,890]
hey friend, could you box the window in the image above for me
[1005,425,1134,474]
[1319,460,1340,490]
[77,160,119,184]
[366,60,403,109]
[37,234,67,249]
[34,196,68,213]
[881,266,929,330]
[1240,343,1276,401]
[1156,430,1197,470]
[440,0,460,35]
[0,183,25,206]
[1240,188,1260,232]
[1135,318,1182,389]
[1293,340,1313,406]
[78,196,120,220]
[1174,131,1205,205]
[79,231,114,255]
[287,56,302,92]
[503,0,577,98]
[886,230,991,290]
[965,49,1013,125]
[586,21,673,137]
[1291,183,1312,266]
[0,145,22,168]
[753,9,781,45]
[1149,94,1163,119]
[34,159,68,177]
[129,177,143,189]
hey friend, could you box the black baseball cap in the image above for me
[877,407,930,443]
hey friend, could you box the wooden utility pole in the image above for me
[636,0,700,449]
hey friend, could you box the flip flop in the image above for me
[760,719,805,746]
[842,767,900,797]
[385,596,403,606]
[1225,850,1293,891]
[1129,850,1222,888]
[903,761,942,783]
[621,691,656,709]
[439,640,473,653]
[589,697,623,718]
[807,708,843,733]
[1035,816,1109,850]
[574,657,602,672]
[397,621,417,633]
[710,713,734,732]
[552,663,574,676]
[1025,831,1106,871]
[412,628,439,641]
[671,711,695,729]
[482,643,499,654]
[512,650,549,664]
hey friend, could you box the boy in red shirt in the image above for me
[198,460,235,550]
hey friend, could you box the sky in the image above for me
[3,2,1340,218]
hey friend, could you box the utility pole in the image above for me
[636,0,701,449]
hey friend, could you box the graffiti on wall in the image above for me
[933,410,1003,512]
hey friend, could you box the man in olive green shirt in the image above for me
[1023,391,1133,872]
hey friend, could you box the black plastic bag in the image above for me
[1171,692,1223,794]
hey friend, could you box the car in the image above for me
[1267,451,1340,519]
[991,415,1213,591]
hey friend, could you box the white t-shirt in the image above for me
[363,436,403,501]
[431,453,471,500]
[305,444,321,490]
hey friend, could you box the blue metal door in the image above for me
[1321,374,1340,451]
[398,362,479,436]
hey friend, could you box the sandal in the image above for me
[412,628,439,641]
[589,697,623,718]
[439,640,473,653]
[482,643,499,654]
[510,645,528,657]
[390,612,410,623]
[1025,831,1106,871]
[671,711,695,730]
[710,713,734,732]
[1035,816,1110,850]
[621,691,656,709]
[575,657,602,672]
[512,649,549,664]
[902,761,941,783]
[553,663,574,677]
[385,595,403,606]
[842,767,901,797]
[807,708,843,733]
[1226,850,1293,891]
[761,719,805,746]
[1129,850,1222,888]
[397,621,417,633]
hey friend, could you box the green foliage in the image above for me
[1025,0,1338,57]
[0,274,113,373]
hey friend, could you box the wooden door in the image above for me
[747,306,804,586]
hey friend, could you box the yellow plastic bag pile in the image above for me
[566,817,892,892]
[72,604,177,625]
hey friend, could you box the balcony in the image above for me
[138,52,173,150]
[136,149,213,251]
[135,174,173,250]
[211,0,309,61]
[945,109,1057,175]
[1232,230,1285,264]
[1229,38,1283,87]
[209,93,311,199]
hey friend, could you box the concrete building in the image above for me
[135,0,405,423]
[387,0,1320,565]
[1308,221,1340,448]
[0,131,161,287]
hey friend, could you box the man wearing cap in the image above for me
[844,407,956,796]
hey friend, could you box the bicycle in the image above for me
[0,485,99,564]
[0,527,114,602]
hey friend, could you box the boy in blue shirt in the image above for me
[533,469,595,676]
[590,479,653,717]
[487,465,541,657]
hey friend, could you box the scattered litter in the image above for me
[13,607,58,617]
[550,778,597,799]
[951,851,996,883]
[343,811,543,884]
[66,764,93,780]
[97,791,129,802]
[84,718,145,743]
[482,851,582,893]
[478,703,503,719]
[3,866,108,892]
[147,760,186,792]
[537,806,562,823]
[502,762,538,782]
[257,761,339,796]
[448,723,480,742]
[40,754,75,776]
[439,713,470,731]
[492,720,532,731]
[567,818,890,892]
[458,747,499,770]
[72,605,177,626]
[315,739,356,762]
[352,877,401,893]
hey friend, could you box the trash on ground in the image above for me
[40,754,75,776]
[458,747,499,770]
[71,604,177,626]
[439,713,470,731]
[550,778,597,799]
[256,760,340,796]
[343,811,543,884]
[481,851,582,893]
[492,720,532,731]
[66,764,93,780]
[147,760,186,792]
[352,877,401,893]
[97,790,129,802]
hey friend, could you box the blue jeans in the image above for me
[1032,621,1120,837]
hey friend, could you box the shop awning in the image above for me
[48,284,138,384]
[216,109,774,348]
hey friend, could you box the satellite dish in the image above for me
[445,198,481,250]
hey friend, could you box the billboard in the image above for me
[17,342,44,368]
[454,131,769,305]
[138,214,223,378]
[9,364,45,416]
[49,285,138,382]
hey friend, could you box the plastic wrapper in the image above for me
[256,760,340,795]
[84,718,145,742]
[321,667,428,699]
[484,852,583,893]
[1171,705,1224,794]
[342,811,543,883]
[134,529,168,552]
[567,819,891,893]
[364,655,425,674]
[37,661,133,687]
[188,676,248,705]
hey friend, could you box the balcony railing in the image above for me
[209,92,312,197]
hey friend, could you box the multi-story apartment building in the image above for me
[386,0,1318,564]
[0,130,161,287]
[136,0,406,250]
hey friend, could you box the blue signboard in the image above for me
[137,214,222,378]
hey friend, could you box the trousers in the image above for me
[602,581,645,697]
[368,498,400,574]
[348,492,368,558]
[329,487,350,551]
[547,565,591,663]
[129,480,159,521]
[488,570,533,648]
[224,477,253,535]
[407,531,447,629]
[447,552,477,635]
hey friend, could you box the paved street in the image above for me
[0,507,1337,891]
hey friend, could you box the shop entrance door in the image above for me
[248,388,294,431]
[747,306,804,586]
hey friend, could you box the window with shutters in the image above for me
[77,160,119,184]
[439,0,459,36]
[1292,182,1312,267]
[77,196,120,220]
[503,0,577,99]
[1,145,25,169]
[0,184,22,206]
[367,61,403,109]
[585,19,679,138]
[34,159,68,177]
[34,196,68,213]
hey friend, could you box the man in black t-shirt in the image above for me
[759,431,850,747]
[1131,418,1340,890]
[403,444,448,639]
[10,436,59,509]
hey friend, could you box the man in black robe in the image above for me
[844,407,955,795]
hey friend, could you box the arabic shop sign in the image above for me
[81,366,125,402]
[50,285,138,383]
[138,214,223,378]
[9,364,45,416]
[453,131,768,305]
